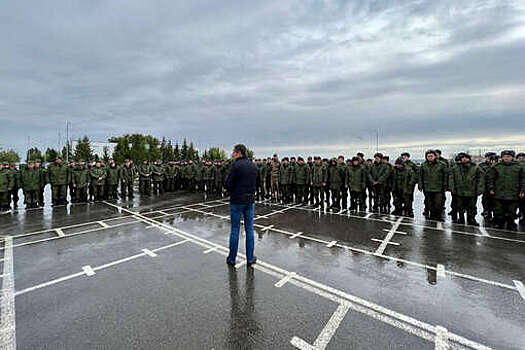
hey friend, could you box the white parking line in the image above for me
[0,237,16,350]
[234,260,246,269]
[98,221,111,228]
[82,265,96,276]
[55,228,65,237]
[437,264,446,279]
[141,249,158,257]
[435,326,449,350]
[375,217,403,255]
[371,238,399,246]
[326,240,337,248]
[203,247,219,254]
[289,232,304,239]
[275,272,296,288]
[513,280,525,300]
[291,302,350,350]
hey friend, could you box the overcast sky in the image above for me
[1,0,524,160]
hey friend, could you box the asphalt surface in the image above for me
[1,191,524,349]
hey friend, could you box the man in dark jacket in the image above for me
[225,144,258,267]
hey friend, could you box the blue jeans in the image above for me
[227,203,255,264]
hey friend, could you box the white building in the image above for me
[71,141,117,158]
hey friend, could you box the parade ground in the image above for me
[1,192,524,350]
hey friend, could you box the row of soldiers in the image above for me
[0,157,232,211]
[255,150,525,231]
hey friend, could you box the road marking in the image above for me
[55,228,65,237]
[435,326,449,350]
[178,201,519,293]
[364,213,373,219]
[98,221,111,228]
[383,228,407,235]
[0,237,16,350]
[203,247,219,254]
[436,222,443,230]
[326,240,337,248]
[371,238,399,246]
[234,260,246,269]
[437,264,446,279]
[141,249,158,257]
[82,265,96,276]
[289,232,303,239]
[261,225,274,232]
[377,217,403,255]
[291,303,350,350]
[275,272,296,288]
[513,280,525,300]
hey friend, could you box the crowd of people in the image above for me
[0,149,523,230]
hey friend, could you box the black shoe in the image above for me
[247,257,257,266]
[226,258,235,267]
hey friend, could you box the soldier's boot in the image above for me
[507,218,518,231]
[450,211,458,223]
[467,216,479,227]
[457,212,465,225]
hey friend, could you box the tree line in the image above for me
[0,134,231,164]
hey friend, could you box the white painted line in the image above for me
[82,265,96,276]
[145,225,157,230]
[275,272,296,288]
[151,240,190,253]
[141,249,158,258]
[234,260,246,269]
[203,247,219,254]
[364,213,373,219]
[375,217,403,255]
[262,225,274,232]
[435,326,449,350]
[289,232,303,239]
[0,237,16,350]
[437,264,446,279]
[291,303,350,350]
[436,222,443,230]
[371,238,399,246]
[383,228,407,235]
[98,221,111,228]
[513,280,525,300]
[55,228,65,237]
[326,240,337,248]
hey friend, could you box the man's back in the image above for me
[225,157,258,204]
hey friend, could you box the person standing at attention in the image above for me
[225,144,259,267]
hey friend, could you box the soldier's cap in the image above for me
[435,149,442,154]
[330,157,337,162]
[351,156,359,162]
[337,155,344,160]
[454,153,462,162]
[356,152,364,158]
[298,157,304,161]
[346,159,352,163]
[400,152,410,158]
[374,152,383,159]
[517,153,525,158]
[395,157,405,166]
[35,159,42,162]
[56,156,62,160]
[2,162,8,165]
[382,155,389,160]
[28,160,34,164]
[322,158,329,162]
[425,149,436,157]
[501,150,515,158]
[307,156,312,160]
[290,156,296,160]
[282,157,289,161]
[461,153,471,160]
[484,152,496,158]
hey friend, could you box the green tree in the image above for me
[174,142,180,161]
[61,145,73,162]
[0,149,20,163]
[205,147,227,161]
[181,138,188,160]
[74,136,93,161]
[102,146,110,163]
[110,134,161,163]
[188,142,199,161]
[45,148,59,162]
[26,147,43,162]
[166,140,174,161]
[160,137,168,161]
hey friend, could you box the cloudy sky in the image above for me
[1,0,524,159]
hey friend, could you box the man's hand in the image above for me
[490,190,495,195]
[520,192,525,198]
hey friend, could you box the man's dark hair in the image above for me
[234,144,247,157]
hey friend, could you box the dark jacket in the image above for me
[225,157,258,204]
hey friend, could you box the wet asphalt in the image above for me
[1,190,524,349]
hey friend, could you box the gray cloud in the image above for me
[1,0,524,158]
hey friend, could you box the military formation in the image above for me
[255,150,524,231]
[1,150,524,231]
